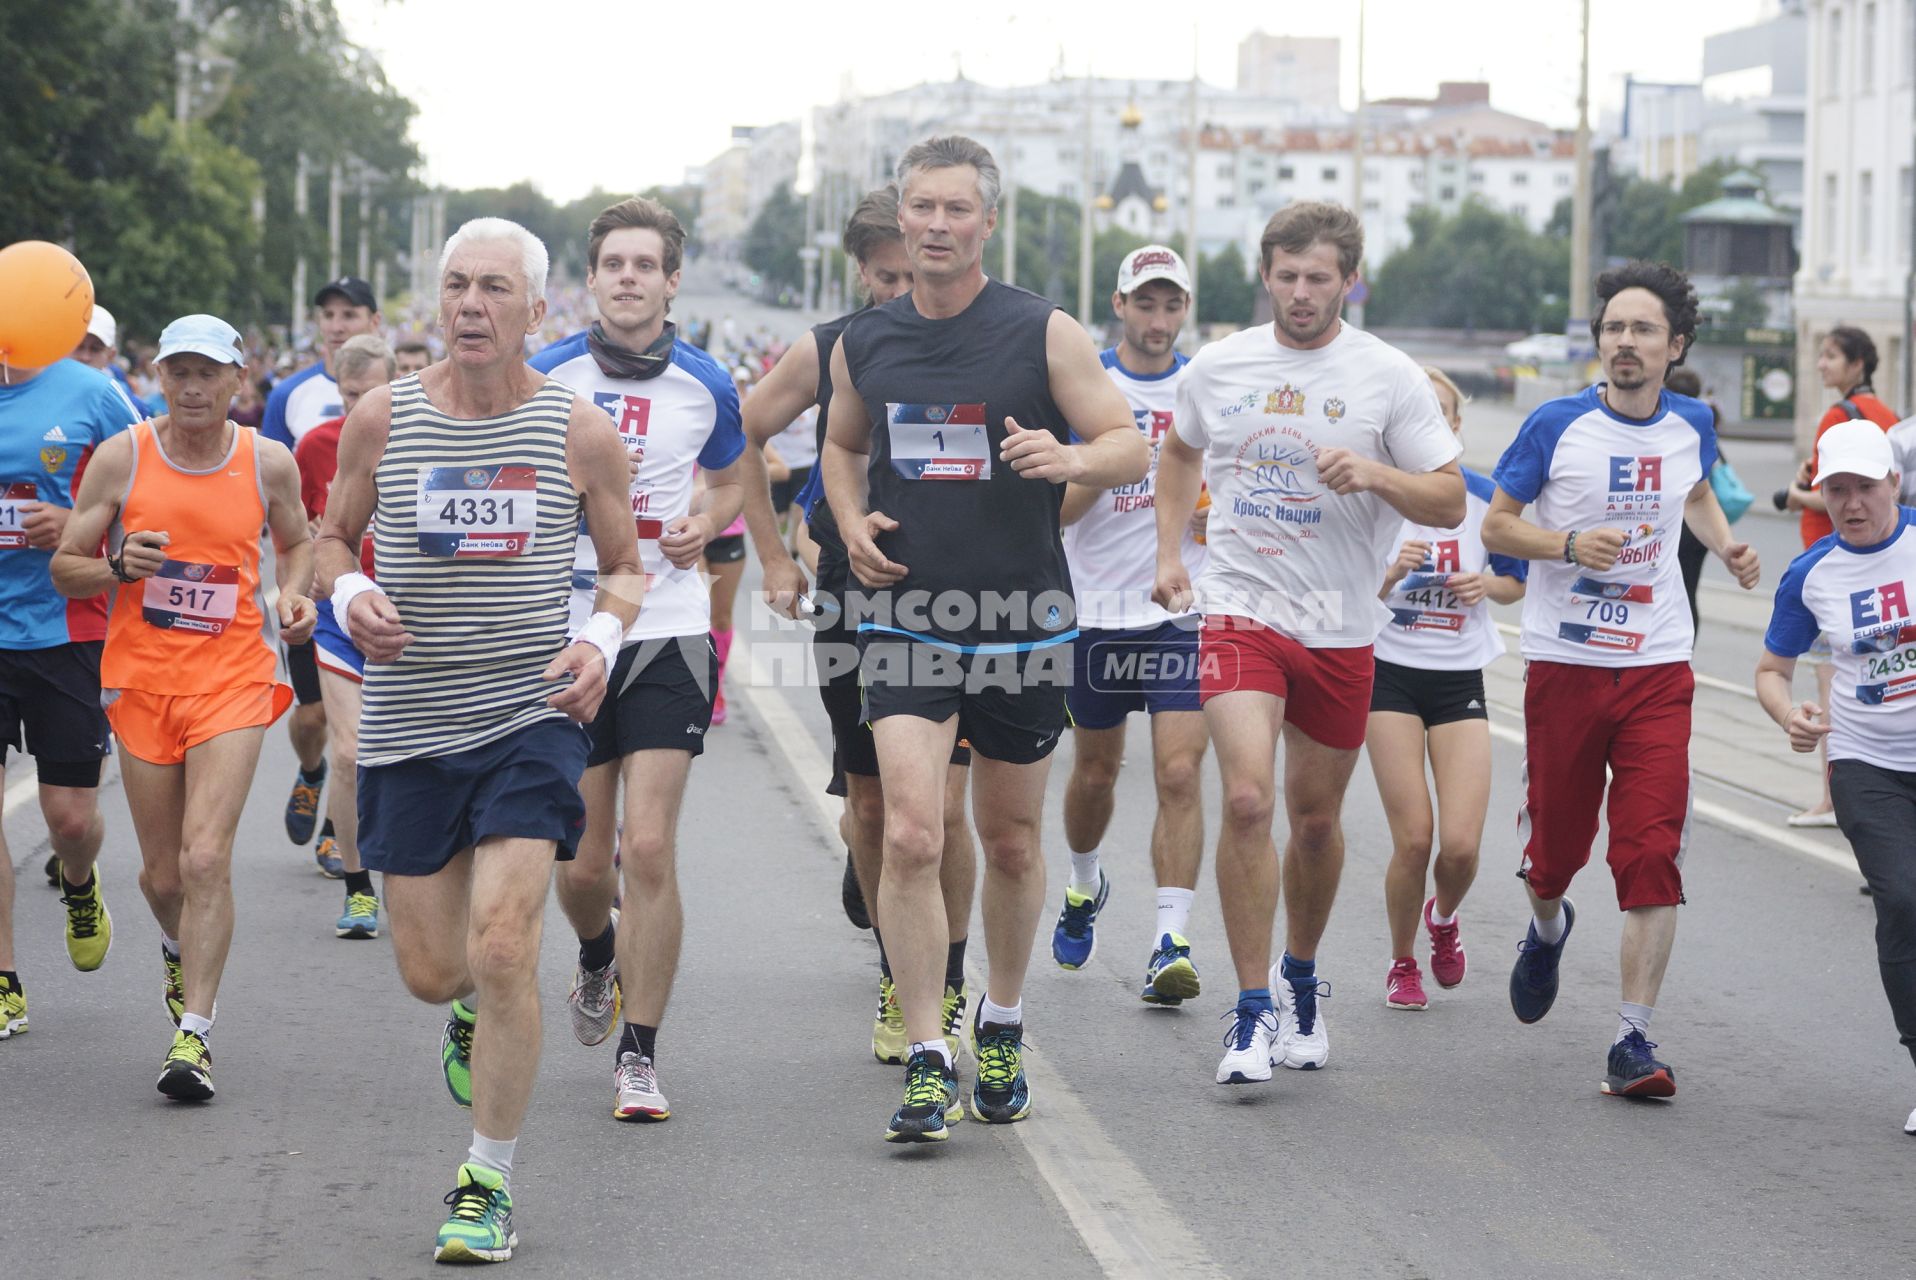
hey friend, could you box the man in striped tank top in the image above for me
[316,219,643,1265]
[54,313,318,1103]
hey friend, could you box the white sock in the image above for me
[179,1012,213,1040]
[1429,904,1458,928]
[1069,850,1101,895]
[1617,1002,1654,1043]
[1155,887,1195,940]
[909,1039,952,1069]
[1532,906,1567,945]
[467,1132,516,1188]
[979,996,1022,1027]
[160,932,181,960]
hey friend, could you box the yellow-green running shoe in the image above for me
[872,974,908,1065]
[442,999,475,1108]
[434,1163,515,1263]
[156,1029,214,1101]
[161,945,184,1027]
[335,891,380,940]
[940,981,968,1063]
[0,974,25,1039]
[60,869,111,971]
[884,1048,960,1143]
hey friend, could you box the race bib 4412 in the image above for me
[416,465,538,558]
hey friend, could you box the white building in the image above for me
[1793,0,1916,441]
[1611,78,1705,182]
[1701,1,1809,223]
[697,123,802,259]
[1236,33,1341,109]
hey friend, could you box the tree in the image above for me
[1367,200,1569,334]
[743,182,805,301]
[1199,242,1258,326]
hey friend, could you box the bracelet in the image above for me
[1563,530,1579,566]
[575,610,625,677]
[331,572,385,644]
[106,550,134,584]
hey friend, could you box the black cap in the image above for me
[313,276,377,310]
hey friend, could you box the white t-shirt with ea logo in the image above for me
[1172,322,1461,648]
[1373,468,1529,671]
[1492,384,1716,667]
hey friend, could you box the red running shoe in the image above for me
[1385,957,1427,1010]
[1425,897,1466,989]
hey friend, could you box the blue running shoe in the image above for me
[1142,932,1200,1004]
[1602,1029,1676,1098]
[1050,871,1110,969]
[969,1015,1031,1123]
[1509,899,1576,1024]
[884,1049,960,1143]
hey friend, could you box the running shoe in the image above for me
[60,870,112,971]
[885,1049,959,1143]
[841,849,870,930]
[161,945,184,1027]
[434,1163,516,1264]
[1385,958,1427,1010]
[968,1014,1031,1124]
[1509,899,1577,1025]
[567,910,621,1047]
[0,974,25,1039]
[710,687,728,727]
[1050,870,1110,969]
[1601,1029,1676,1098]
[335,891,380,940]
[1142,932,1200,1004]
[313,832,344,879]
[872,974,907,1065]
[156,1029,214,1101]
[1215,998,1279,1084]
[1425,897,1466,988]
[43,852,59,887]
[940,982,968,1063]
[1274,965,1331,1070]
[1905,1105,1915,1136]
[442,999,475,1109]
[284,762,325,845]
[613,1052,670,1121]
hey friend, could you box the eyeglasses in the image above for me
[1598,321,1667,340]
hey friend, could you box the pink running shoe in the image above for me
[1425,897,1466,989]
[1385,958,1427,1010]
[710,687,728,727]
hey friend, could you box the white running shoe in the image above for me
[568,909,621,1046]
[1272,963,1331,1071]
[613,1052,670,1121]
[1905,1105,1915,1136]
[1215,1001,1280,1085]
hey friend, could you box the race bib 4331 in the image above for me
[416,465,538,557]
[887,404,989,481]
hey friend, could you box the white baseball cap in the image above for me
[1816,419,1894,483]
[156,314,246,366]
[86,305,117,349]
[1117,245,1192,295]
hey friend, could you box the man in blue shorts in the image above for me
[1053,246,1211,1003]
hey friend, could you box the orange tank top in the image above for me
[102,420,276,695]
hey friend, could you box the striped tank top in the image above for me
[358,374,581,767]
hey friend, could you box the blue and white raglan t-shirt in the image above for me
[1374,467,1528,671]
[531,330,745,642]
[261,362,342,449]
[1765,508,1916,772]
[1492,384,1716,667]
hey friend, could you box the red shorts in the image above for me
[1198,615,1373,750]
[1518,660,1692,910]
[105,682,294,766]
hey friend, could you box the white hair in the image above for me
[438,217,549,300]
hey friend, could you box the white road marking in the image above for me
[732,630,1226,1280]
[5,763,38,816]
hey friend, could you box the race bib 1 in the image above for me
[887,404,989,481]
[142,560,240,635]
[416,465,538,558]
[0,483,35,549]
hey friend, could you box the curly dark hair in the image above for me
[1589,260,1699,367]
[1823,325,1879,385]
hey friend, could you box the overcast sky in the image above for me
[334,0,1774,201]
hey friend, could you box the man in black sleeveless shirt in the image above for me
[821,136,1146,1144]
[738,188,980,1072]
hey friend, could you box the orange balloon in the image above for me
[0,241,94,370]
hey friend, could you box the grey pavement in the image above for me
[4,287,1910,1277]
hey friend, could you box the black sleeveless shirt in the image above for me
[837,279,1074,650]
[806,310,856,554]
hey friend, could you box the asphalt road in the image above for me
[5,286,1910,1277]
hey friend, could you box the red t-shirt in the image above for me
[1803,392,1900,545]
[294,415,375,577]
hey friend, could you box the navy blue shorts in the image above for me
[1065,620,1203,730]
[357,716,591,876]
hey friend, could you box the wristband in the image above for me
[331,572,385,644]
[1563,530,1579,566]
[575,610,625,677]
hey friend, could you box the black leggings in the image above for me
[1829,758,1916,1072]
